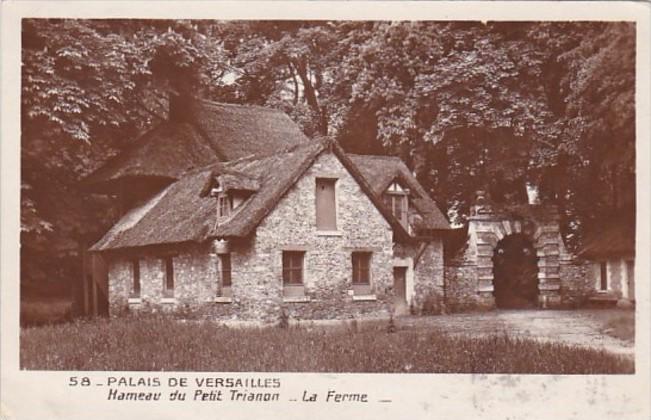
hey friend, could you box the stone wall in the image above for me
[410,240,445,314]
[234,151,395,321]
[107,243,218,315]
[445,266,492,312]
[558,259,593,308]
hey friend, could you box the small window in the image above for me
[352,252,371,285]
[384,193,408,228]
[315,178,337,231]
[221,254,232,287]
[282,251,304,285]
[599,261,608,291]
[131,259,141,298]
[218,195,232,218]
[164,257,174,297]
[220,254,232,297]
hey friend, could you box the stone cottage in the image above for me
[577,223,636,307]
[85,96,450,321]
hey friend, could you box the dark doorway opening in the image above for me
[492,233,539,309]
[393,267,408,315]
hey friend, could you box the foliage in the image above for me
[20,315,633,373]
[20,297,74,327]
[20,19,228,285]
[20,19,636,288]
[215,20,635,240]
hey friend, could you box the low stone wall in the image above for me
[559,259,594,308]
[411,240,445,314]
[444,264,494,312]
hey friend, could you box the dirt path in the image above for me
[396,309,635,357]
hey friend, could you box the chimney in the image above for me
[526,182,540,205]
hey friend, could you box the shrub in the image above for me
[20,299,73,327]
[278,309,289,329]
[419,292,444,315]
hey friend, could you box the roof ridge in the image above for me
[199,98,288,114]
[348,153,403,160]
[222,142,318,167]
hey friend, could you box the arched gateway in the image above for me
[492,233,539,308]
[445,191,575,310]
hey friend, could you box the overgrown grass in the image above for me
[598,311,635,342]
[20,315,634,374]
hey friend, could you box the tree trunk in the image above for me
[295,59,327,135]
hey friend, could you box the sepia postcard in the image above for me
[1,1,650,419]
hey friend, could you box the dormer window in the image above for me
[384,180,409,228]
[208,172,260,222]
[218,194,233,218]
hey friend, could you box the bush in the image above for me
[418,292,445,315]
[20,298,74,327]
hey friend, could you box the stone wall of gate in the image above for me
[444,200,580,310]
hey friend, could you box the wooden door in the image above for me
[393,267,408,315]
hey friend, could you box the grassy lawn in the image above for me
[21,315,633,374]
[594,310,635,342]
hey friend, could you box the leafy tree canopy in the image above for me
[20,19,635,289]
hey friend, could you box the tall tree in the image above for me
[21,19,228,289]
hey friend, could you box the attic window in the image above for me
[384,181,409,228]
[218,194,233,218]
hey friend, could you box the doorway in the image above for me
[393,266,408,315]
[492,234,539,308]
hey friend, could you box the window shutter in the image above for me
[282,251,304,285]
[220,254,232,287]
[316,178,337,230]
[165,257,174,291]
[352,252,371,285]
[132,260,140,297]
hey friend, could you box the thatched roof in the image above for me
[348,154,450,231]
[83,100,309,192]
[577,222,635,259]
[91,140,416,252]
[90,165,219,251]
[214,172,260,193]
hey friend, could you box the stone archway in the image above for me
[492,233,539,308]
[447,199,568,309]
